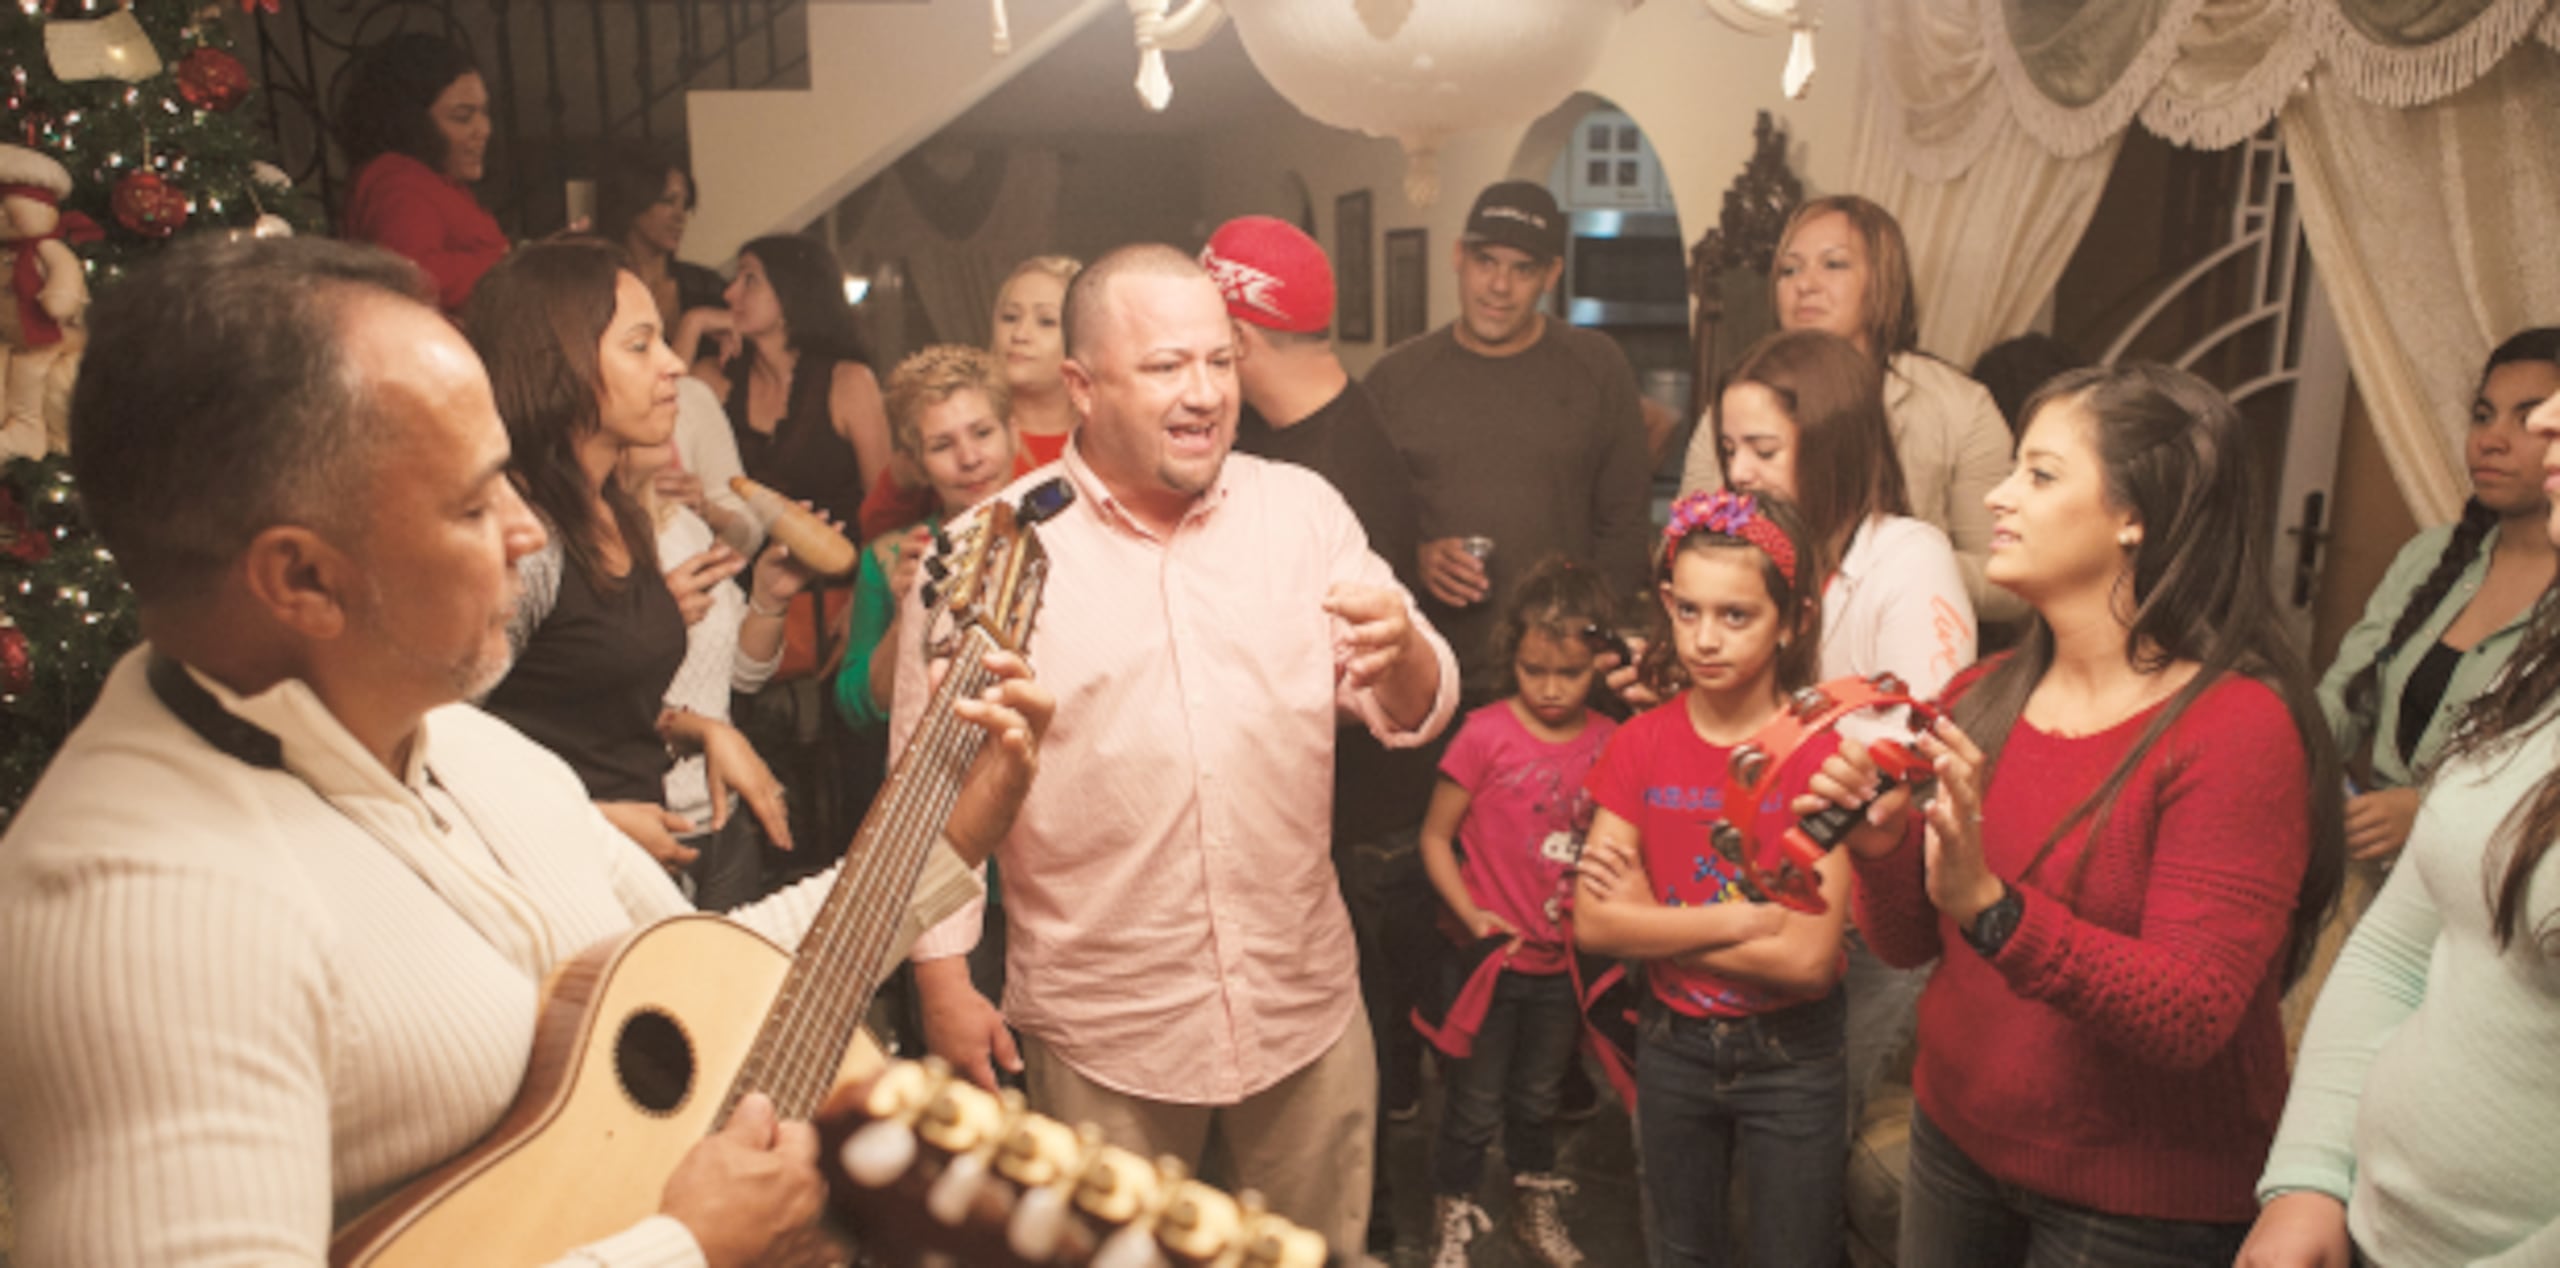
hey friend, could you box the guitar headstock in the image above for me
[817,1058,1340,1268]
[924,477,1076,658]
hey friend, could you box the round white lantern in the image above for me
[1222,0,1638,204]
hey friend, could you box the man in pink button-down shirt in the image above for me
[890,246,1459,1250]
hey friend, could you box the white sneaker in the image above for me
[1510,1173,1585,1268]
[1429,1193,1493,1268]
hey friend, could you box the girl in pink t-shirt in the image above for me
[1416,555,1618,1267]
[1575,491,1866,1268]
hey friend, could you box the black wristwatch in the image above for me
[1962,880,2024,959]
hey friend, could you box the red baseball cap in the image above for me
[1200,215,1335,334]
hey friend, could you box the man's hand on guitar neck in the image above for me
[937,649,1055,867]
[660,1091,825,1268]
[914,954,1023,1092]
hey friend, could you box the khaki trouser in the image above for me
[1020,1012,1377,1255]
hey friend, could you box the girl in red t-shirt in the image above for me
[1575,490,1864,1268]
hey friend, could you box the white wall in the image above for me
[1199,3,1868,376]
[685,0,1118,264]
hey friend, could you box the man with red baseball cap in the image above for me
[1201,215,1418,594]
[1201,214,1435,1257]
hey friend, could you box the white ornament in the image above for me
[1782,21,1817,99]
[252,213,291,238]
[1127,0,1227,112]
[42,10,164,84]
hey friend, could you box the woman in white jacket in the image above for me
[1711,325,1978,1133]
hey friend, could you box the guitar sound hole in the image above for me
[615,1008,695,1116]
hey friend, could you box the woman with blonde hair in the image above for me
[858,254,1081,542]
[1686,195,2020,624]
[835,344,1019,730]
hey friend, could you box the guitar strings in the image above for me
[730,626,1003,1122]
[756,645,990,1116]
[743,654,988,1122]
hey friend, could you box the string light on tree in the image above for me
[0,0,314,818]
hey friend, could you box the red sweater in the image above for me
[1853,672,2309,1223]
[340,153,507,313]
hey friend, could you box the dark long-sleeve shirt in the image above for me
[1366,320,1652,699]
[1238,381,1434,839]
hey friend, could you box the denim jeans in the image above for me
[1902,1108,2249,1268]
[1432,969,1582,1194]
[1636,990,1847,1268]
[677,796,766,913]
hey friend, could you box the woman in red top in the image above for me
[335,33,506,314]
[1816,362,2344,1266]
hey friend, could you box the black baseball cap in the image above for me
[1461,180,1565,263]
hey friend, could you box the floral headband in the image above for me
[1662,490,1798,586]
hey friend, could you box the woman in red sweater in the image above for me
[334,33,506,315]
[1815,362,2344,1265]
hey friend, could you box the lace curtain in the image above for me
[1852,0,2560,522]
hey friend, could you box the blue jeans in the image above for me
[1636,990,1847,1268]
[1902,1108,2249,1268]
[1432,968,1582,1194]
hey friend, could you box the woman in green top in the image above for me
[2239,343,2560,1268]
[833,344,1021,730]
[2315,328,2560,864]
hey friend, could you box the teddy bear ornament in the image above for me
[1,144,99,460]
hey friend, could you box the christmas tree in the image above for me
[1,456,138,825]
[2,0,318,824]
[5,0,321,283]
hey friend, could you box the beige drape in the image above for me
[1859,0,2560,523]
[2284,48,2560,524]
[1844,0,2144,371]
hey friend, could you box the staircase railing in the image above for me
[244,0,807,237]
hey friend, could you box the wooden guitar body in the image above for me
[332,914,887,1264]
[331,482,1074,1264]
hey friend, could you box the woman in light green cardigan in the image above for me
[2241,335,2560,1268]
[2314,328,2560,864]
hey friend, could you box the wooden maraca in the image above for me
[729,476,858,577]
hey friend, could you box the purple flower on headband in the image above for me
[1664,490,1757,544]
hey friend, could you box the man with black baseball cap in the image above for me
[1368,179,1652,702]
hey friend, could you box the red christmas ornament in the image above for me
[238,0,280,11]
[175,47,252,112]
[0,623,29,699]
[112,170,191,238]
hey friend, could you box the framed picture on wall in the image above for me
[1384,228,1428,347]
[1335,189,1374,343]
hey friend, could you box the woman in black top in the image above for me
[469,241,797,880]
[673,234,891,877]
[674,233,887,528]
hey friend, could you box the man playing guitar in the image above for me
[0,238,1050,1265]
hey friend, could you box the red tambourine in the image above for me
[1709,673,1946,914]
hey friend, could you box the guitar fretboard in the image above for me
[722,623,1002,1124]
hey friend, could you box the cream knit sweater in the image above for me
[0,651,976,1265]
